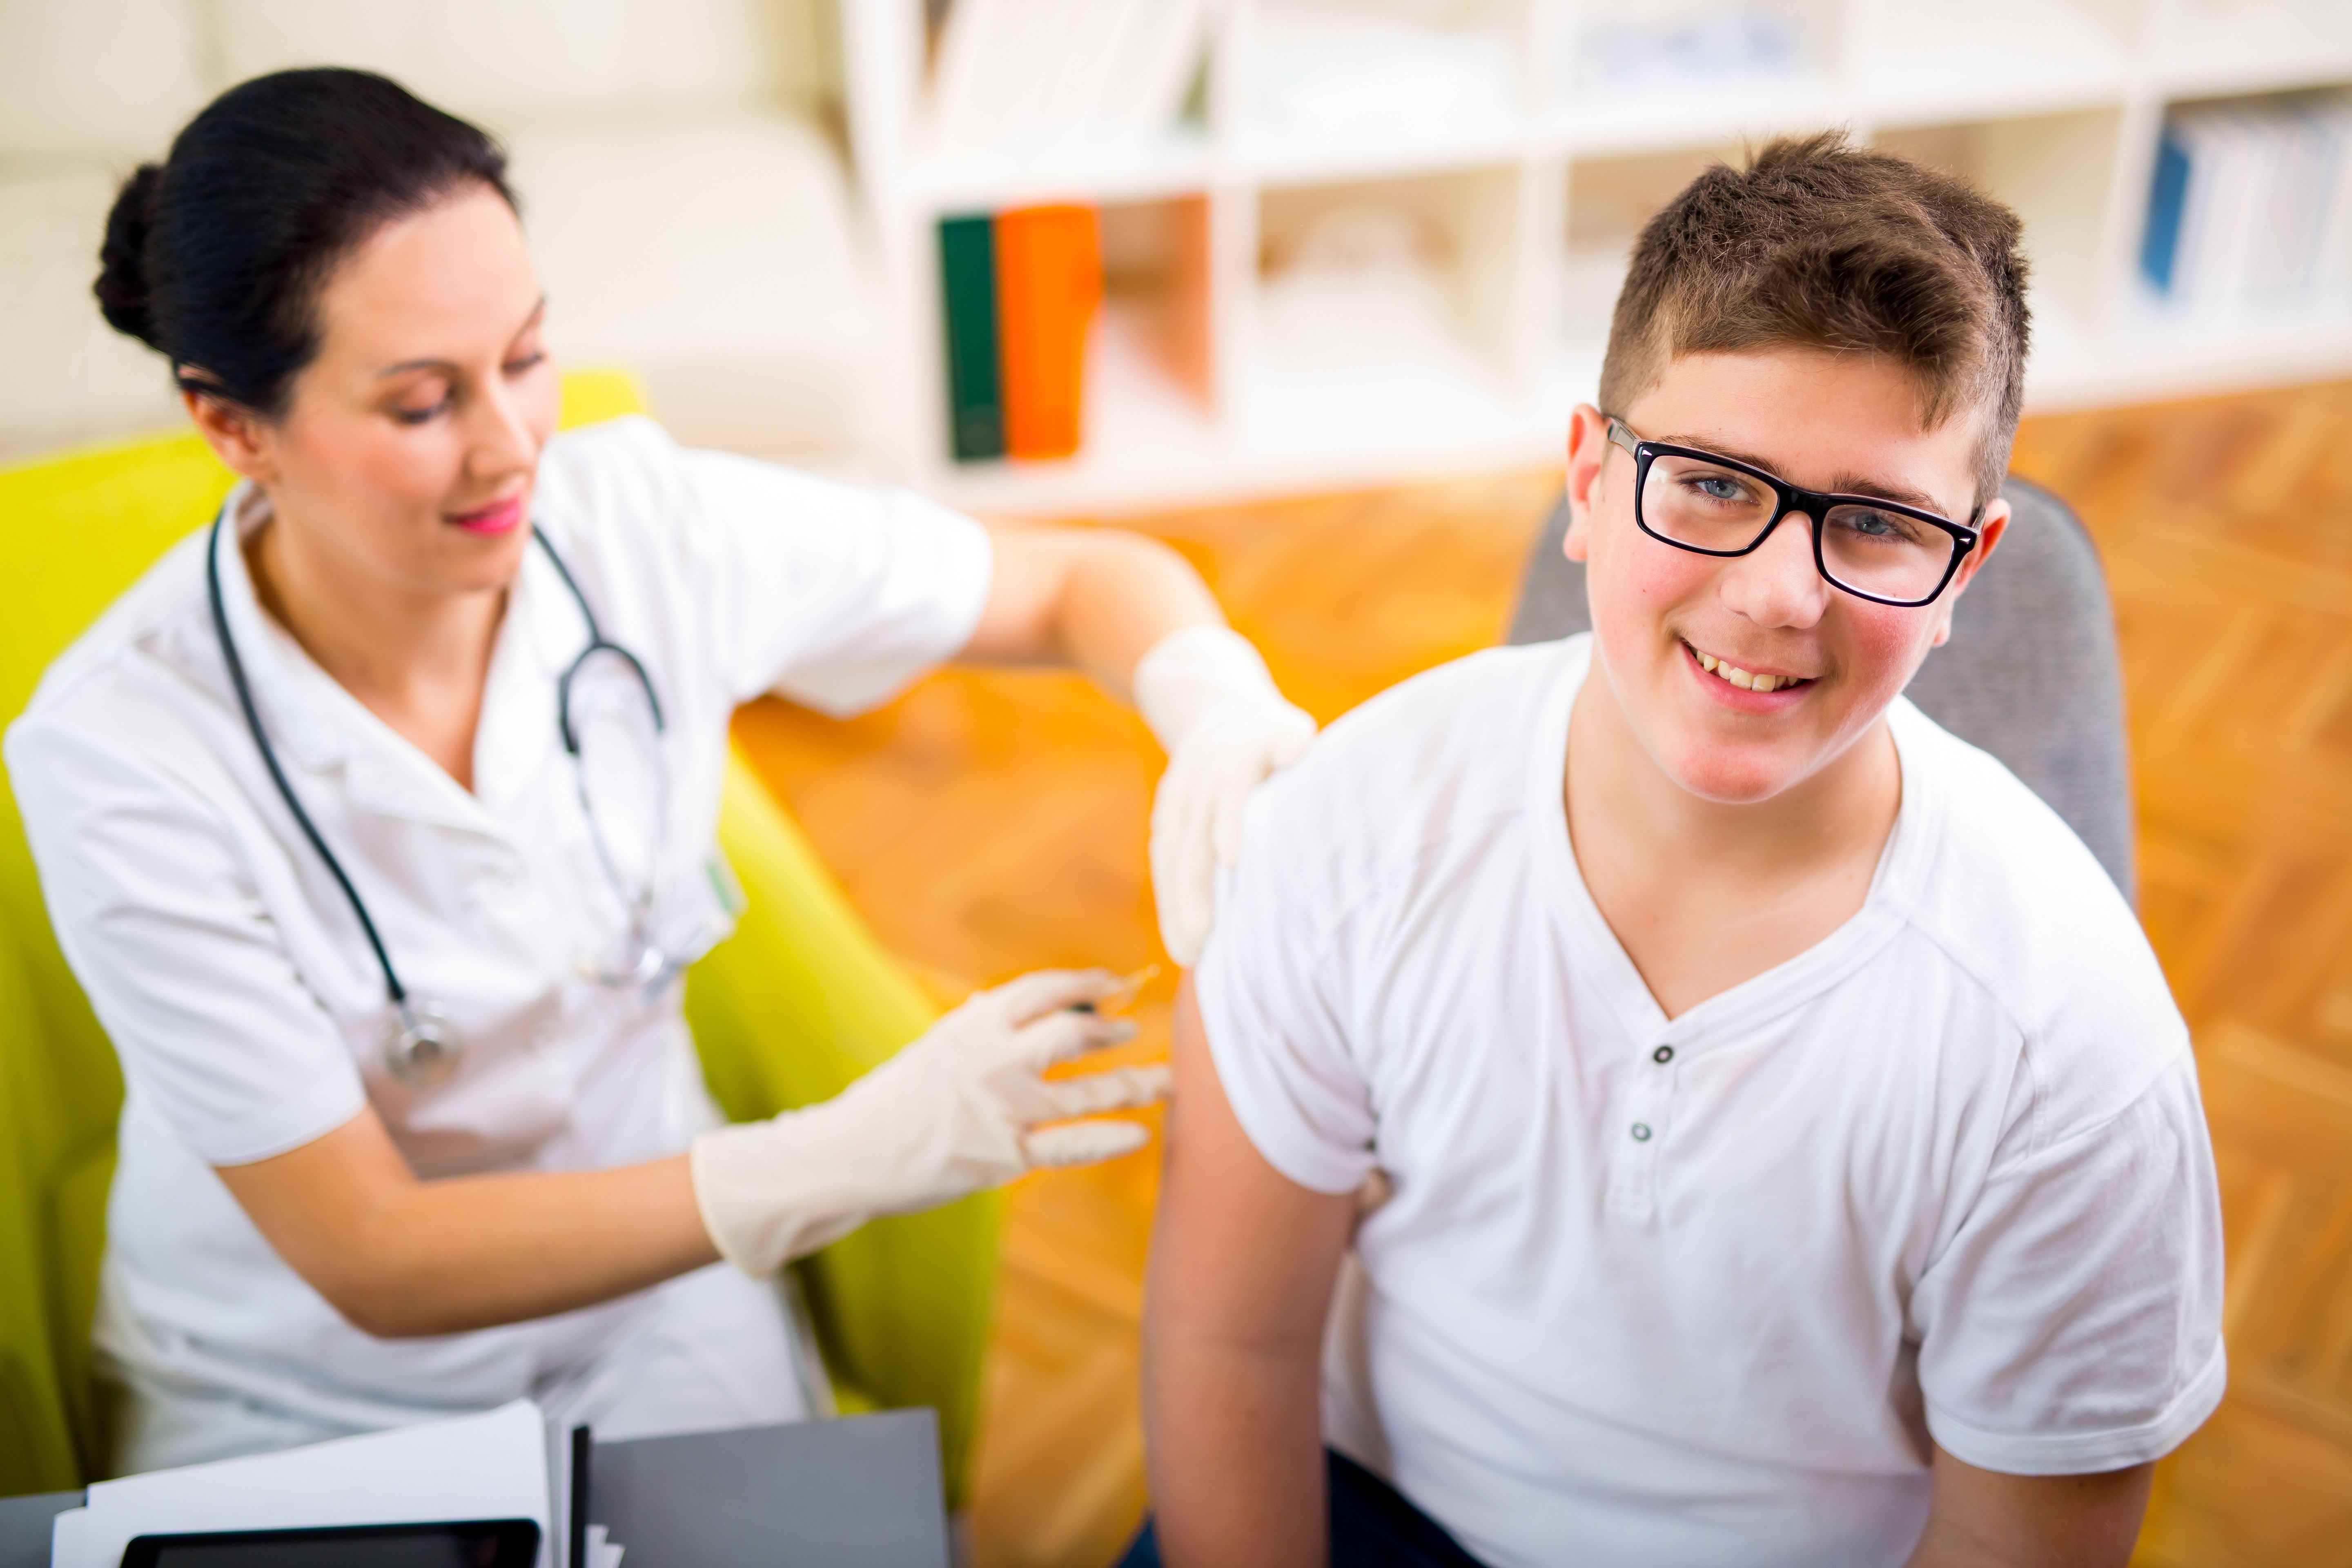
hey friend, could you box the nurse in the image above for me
[6,68,1314,1473]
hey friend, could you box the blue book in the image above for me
[2143,121,2193,296]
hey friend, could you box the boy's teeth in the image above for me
[1693,646,1795,693]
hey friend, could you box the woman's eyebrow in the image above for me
[374,297,547,378]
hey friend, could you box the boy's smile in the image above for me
[1565,347,2008,807]
[1682,639,1815,698]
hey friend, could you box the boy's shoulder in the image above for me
[1250,637,1577,861]
[1223,639,1576,948]
[1891,702,2189,1128]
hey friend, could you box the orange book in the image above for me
[995,204,1101,460]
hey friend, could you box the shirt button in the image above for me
[1653,1045,1674,1064]
[1630,1122,1653,1143]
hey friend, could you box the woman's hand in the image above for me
[958,525,1315,964]
[690,969,1170,1276]
[1135,626,1318,967]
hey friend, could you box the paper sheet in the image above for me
[52,1398,551,1568]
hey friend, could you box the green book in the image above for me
[938,215,1004,462]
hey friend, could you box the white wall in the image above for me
[0,0,867,463]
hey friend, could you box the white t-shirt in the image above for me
[1197,634,2225,1568]
[7,416,992,1430]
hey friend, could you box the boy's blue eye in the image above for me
[1833,508,1925,546]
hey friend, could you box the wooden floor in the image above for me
[2009,386,2352,1568]
[734,381,2352,1568]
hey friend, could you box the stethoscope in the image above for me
[207,512,675,1089]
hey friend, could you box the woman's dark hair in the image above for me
[95,68,515,417]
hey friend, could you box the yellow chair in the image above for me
[0,371,998,1498]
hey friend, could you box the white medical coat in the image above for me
[5,416,993,1428]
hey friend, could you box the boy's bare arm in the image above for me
[1145,978,1356,1568]
[1905,1446,2153,1568]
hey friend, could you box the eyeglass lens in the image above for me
[1639,450,1956,602]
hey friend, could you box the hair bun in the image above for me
[95,163,164,349]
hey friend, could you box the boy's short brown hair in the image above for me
[1599,131,2030,510]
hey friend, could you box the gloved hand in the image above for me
[1135,624,1317,967]
[690,969,1169,1276]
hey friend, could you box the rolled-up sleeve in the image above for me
[1194,778,1379,1196]
[677,445,993,717]
[1911,1051,2226,1474]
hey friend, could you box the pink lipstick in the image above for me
[448,493,525,535]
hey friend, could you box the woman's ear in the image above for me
[183,386,279,488]
[1562,404,1610,564]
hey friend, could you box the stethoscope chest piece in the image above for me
[209,511,674,1099]
[381,1000,461,1089]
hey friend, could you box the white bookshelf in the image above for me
[839,0,2352,516]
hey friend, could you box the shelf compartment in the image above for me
[911,130,1214,212]
[1546,0,1844,158]
[1099,196,1219,414]
[1856,0,2131,127]
[1873,107,2127,327]
[2145,0,2352,99]
[1558,143,1745,359]
[1241,0,1530,180]
[928,192,1221,505]
[1245,164,1550,484]
[1256,164,1526,373]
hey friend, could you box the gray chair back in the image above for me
[1504,477,2136,899]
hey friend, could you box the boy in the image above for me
[1141,134,2223,1568]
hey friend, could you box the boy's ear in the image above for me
[1562,404,1610,564]
[1927,499,2010,648]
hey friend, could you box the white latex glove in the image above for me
[690,969,1169,1276]
[1135,624,1318,967]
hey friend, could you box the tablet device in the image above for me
[119,1518,540,1567]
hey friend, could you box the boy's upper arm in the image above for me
[1907,1445,2152,1568]
[1189,776,1383,1197]
[1156,978,1356,1351]
[1158,751,1375,1339]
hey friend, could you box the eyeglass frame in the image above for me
[1601,416,1982,608]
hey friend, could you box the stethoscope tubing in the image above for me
[207,515,414,1010]
[206,509,664,1082]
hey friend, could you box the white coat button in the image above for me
[1630,1122,1653,1143]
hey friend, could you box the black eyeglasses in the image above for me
[1603,417,1980,608]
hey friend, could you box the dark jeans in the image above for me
[1117,1448,1489,1568]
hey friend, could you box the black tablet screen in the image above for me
[121,1518,539,1567]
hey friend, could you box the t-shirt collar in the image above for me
[1526,633,1941,1048]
